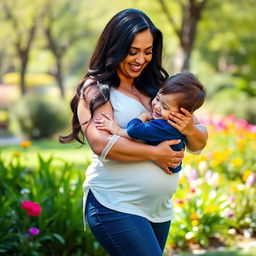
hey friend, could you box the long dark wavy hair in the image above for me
[59,8,169,145]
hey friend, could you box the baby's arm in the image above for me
[94,112,131,139]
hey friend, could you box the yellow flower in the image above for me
[12,151,22,158]
[236,139,246,151]
[192,220,199,226]
[242,170,252,182]
[196,155,207,164]
[205,205,218,214]
[178,176,187,185]
[20,141,31,148]
[230,158,243,167]
[189,213,199,220]
[231,185,238,192]
[183,154,196,164]
[210,151,230,167]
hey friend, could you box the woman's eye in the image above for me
[129,52,137,56]
[145,51,153,55]
[163,105,168,110]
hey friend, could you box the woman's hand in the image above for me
[168,108,208,152]
[153,140,184,175]
[167,108,196,136]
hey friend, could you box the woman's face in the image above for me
[117,29,153,82]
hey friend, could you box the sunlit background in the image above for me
[0,0,255,255]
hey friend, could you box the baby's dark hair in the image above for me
[159,72,206,112]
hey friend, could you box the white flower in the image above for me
[198,161,208,172]
[20,188,30,195]
[228,228,237,235]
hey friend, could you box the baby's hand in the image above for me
[94,112,120,135]
[138,111,153,122]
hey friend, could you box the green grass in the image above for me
[0,139,92,168]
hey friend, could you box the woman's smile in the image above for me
[117,29,153,82]
[129,64,143,72]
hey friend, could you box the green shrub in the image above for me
[207,89,256,124]
[11,96,69,139]
[0,154,107,256]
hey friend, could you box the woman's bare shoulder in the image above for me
[80,77,99,100]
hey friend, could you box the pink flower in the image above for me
[21,200,42,216]
[235,119,248,129]
[246,173,256,186]
[188,169,198,182]
[21,200,33,211]
[29,227,40,236]
[27,203,42,216]
[246,124,256,132]
[229,196,235,202]
[216,121,227,131]
[227,210,234,218]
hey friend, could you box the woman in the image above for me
[60,8,207,256]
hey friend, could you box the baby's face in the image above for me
[151,93,180,120]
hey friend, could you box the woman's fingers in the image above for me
[158,163,173,175]
[180,108,192,117]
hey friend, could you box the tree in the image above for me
[1,0,42,95]
[196,0,256,97]
[41,0,91,98]
[157,0,208,71]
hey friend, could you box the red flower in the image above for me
[176,199,185,205]
[21,201,42,216]
[190,188,196,193]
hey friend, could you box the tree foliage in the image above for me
[0,0,43,95]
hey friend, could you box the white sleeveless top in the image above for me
[83,87,180,223]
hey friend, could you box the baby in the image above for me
[95,72,206,173]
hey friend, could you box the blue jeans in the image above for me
[85,190,171,256]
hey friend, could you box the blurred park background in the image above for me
[0,0,256,255]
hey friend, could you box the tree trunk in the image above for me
[3,3,37,96]
[158,0,208,71]
[0,51,3,84]
[44,26,65,98]
[56,55,65,98]
[19,52,28,95]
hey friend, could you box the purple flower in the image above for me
[24,233,30,239]
[29,227,40,236]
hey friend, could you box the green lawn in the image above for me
[0,139,92,169]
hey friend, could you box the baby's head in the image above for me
[151,72,206,120]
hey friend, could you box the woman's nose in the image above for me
[135,53,145,64]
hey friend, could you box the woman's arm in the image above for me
[77,85,184,173]
[167,108,208,152]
